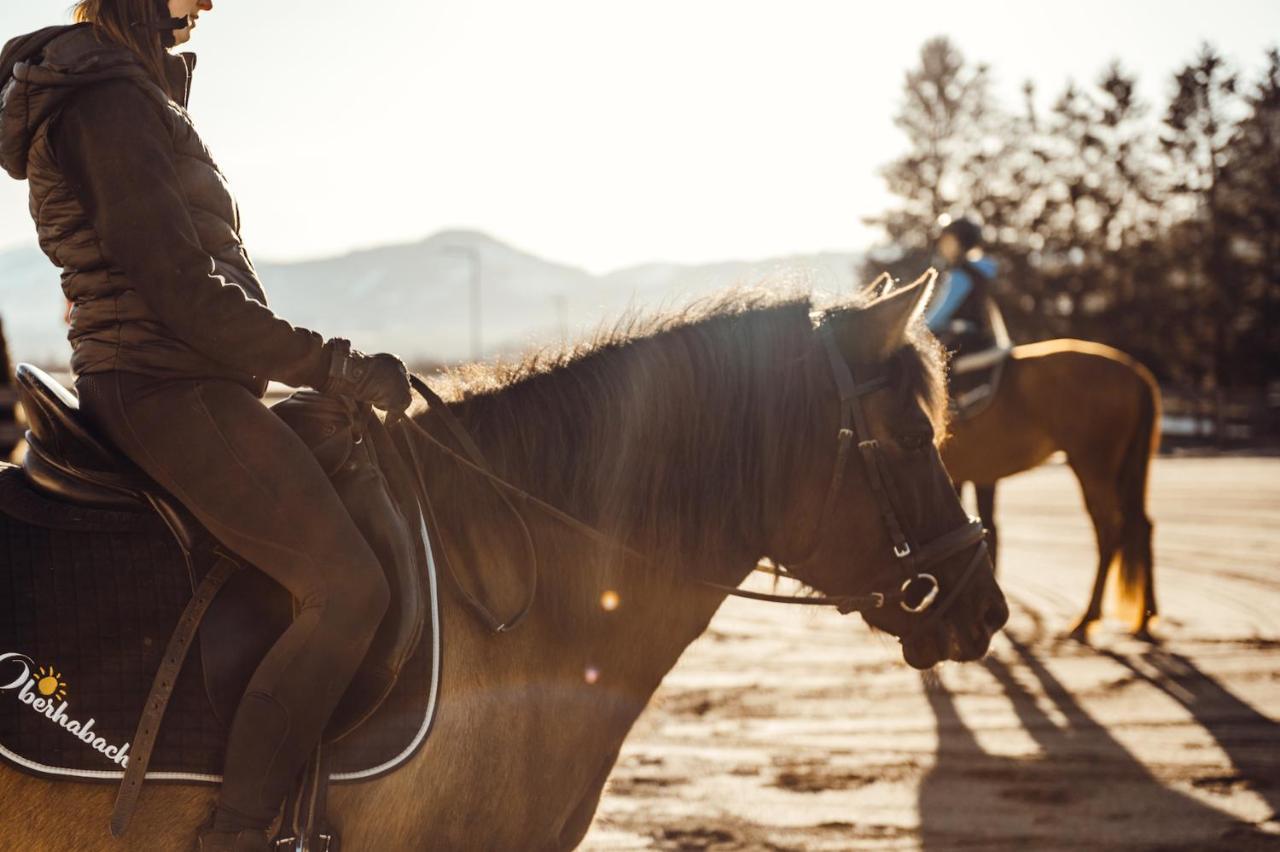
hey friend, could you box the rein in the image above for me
[391,320,987,637]
[393,393,901,623]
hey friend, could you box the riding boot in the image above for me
[268,390,424,738]
[196,827,270,852]
[322,428,422,736]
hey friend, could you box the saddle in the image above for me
[948,344,1012,421]
[942,299,1013,421]
[7,364,435,847]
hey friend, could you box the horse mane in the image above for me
[407,283,948,619]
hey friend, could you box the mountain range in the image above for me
[0,230,865,368]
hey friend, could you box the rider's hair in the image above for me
[941,217,984,252]
[72,0,177,102]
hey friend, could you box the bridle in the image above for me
[694,320,990,638]
[391,316,989,641]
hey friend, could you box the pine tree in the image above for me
[1219,47,1280,388]
[867,36,1279,430]
[868,37,1001,256]
[1161,44,1241,390]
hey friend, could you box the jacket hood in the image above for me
[0,22,196,180]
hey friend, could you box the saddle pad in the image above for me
[949,346,1011,422]
[0,463,441,785]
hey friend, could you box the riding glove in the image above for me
[318,337,412,414]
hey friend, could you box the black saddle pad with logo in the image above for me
[0,463,441,785]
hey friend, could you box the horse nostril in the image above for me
[984,598,1009,633]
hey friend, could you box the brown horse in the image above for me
[941,339,1160,640]
[0,282,1005,850]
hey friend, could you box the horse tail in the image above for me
[1113,362,1160,629]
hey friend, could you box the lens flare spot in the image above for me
[583,666,600,685]
[600,590,620,611]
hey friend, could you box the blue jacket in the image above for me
[926,255,998,332]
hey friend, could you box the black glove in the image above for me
[318,337,412,414]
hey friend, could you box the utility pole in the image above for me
[553,294,569,343]
[443,245,482,361]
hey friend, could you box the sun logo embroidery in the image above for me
[0,652,131,767]
[35,666,67,702]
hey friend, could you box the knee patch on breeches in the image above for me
[301,553,390,639]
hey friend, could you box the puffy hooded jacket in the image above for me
[0,22,330,396]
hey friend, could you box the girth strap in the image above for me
[110,549,240,838]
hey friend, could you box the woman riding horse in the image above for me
[0,2,413,848]
[926,216,1002,357]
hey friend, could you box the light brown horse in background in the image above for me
[0,283,1005,850]
[941,339,1161,640]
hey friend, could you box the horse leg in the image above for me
[1067,463,1123,643]
[1130,513,1158,641]
[1073,416,1158,642]
[1119,437,1158,642]
[975,482,998,573]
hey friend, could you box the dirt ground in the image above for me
[580,456,1280,851]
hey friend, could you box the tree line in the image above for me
[865,36,1279,402]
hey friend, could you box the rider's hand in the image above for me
[318,337,412,415]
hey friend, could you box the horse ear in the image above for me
[834,269,937,363]
[865,273,896,300]
[859,272,896,300]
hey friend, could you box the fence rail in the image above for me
[1160,384,1280,449]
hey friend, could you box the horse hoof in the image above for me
[1132,626,1160,644]
[1067,623,1092,644]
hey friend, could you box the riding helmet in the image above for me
[939,217,984,251]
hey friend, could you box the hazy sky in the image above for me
[1,1,1276,272]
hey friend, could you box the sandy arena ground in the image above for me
[581,456,1280,851]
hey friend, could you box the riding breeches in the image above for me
[76,371,390,830]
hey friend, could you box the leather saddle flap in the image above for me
[949,346,1012,421]
[199,391,426,741]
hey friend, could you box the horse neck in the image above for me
[412,304,828,685]
[434,306,826,584]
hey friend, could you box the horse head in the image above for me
[413,281,1006,671]
[762,275,1008,669]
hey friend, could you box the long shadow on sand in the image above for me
[1097,646,1280,824]
[918,635,1270,850]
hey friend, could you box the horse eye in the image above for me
[898,433,932,451]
